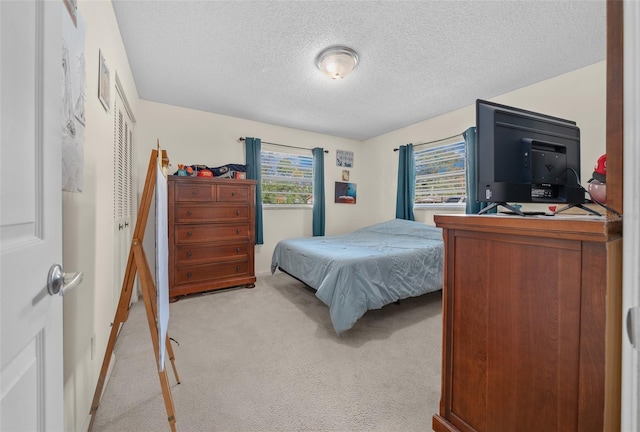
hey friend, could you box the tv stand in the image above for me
[477,202,523,216]
[554,202,602,216]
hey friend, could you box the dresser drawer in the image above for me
[175,261,249,285]
[174,243,249,265]
[174,183,214,202]
[217,184,250,202]
[175,204,249,223]
[174,223,249,243]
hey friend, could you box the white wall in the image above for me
[134,101,373,275]
[365,61,606,224]
[62,1,140,431]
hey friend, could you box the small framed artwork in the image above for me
[342,170,350,181]
[98,50,110,112]
[336,149,354,167]
[335,182,357,204]
[234,171,247,179]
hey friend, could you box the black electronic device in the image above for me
[475,99,584,215]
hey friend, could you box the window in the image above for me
[414,139,466,205]
[261,149,313,205]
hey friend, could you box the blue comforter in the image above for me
[271,218,443,334]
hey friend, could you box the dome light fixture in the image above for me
[315,46,359,80]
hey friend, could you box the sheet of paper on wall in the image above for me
[156,158,169,371]
[61,8,86,192]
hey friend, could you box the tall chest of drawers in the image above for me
[167,176,256,300]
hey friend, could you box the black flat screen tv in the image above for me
[476,99,584,214]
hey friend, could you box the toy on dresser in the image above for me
[587,154,606,204]
[173,163,247,179]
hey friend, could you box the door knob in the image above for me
[47,264,83,296]
[627,307,640,350]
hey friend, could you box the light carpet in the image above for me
[91,272,443,431]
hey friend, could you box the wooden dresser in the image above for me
[167,176,256,300]
[432,214,622,432]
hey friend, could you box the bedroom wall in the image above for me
[61,1,141,431]
[364,61,607,225]
[134,101,375,276]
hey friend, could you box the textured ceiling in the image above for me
[111,0,606,141]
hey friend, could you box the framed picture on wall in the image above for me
[336,149,353,167]
[335,182,356,204]
[98,49,110,112]
[342,170,350,181]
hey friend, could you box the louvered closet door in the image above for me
[113,84,135,309]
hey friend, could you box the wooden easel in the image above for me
[88,148,180,431]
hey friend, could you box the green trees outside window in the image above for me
[415,140,466,204]
[261,150,313,205]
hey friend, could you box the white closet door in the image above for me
[113,82,135,308]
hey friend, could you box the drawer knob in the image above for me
[187,231,193,237]
[236,229,241,234]
[187,251,192,257]
[232,191,236,197]
[236,247,241,253]
[187,210,192,216]
[187,272,192,278]
[236,210,241,216]
[236,266,240,272]
[192,189,198,195]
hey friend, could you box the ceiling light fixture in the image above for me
[315,46,359,80]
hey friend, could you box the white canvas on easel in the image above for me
[156,155,169,371]
[89,148,179,432]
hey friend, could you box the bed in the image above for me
[270,218,444,334]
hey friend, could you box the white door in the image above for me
[113,84,136,308]
[622,1,640,430]
[1,1,65,430]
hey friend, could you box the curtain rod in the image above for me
[393,132,464,152]
[238,137,329,153]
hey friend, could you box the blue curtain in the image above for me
[395,144,415,221]
[244,137,264,244]
[312,148,325,236]
[463,127,493,214]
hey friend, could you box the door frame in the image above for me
[621,0,640,430]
